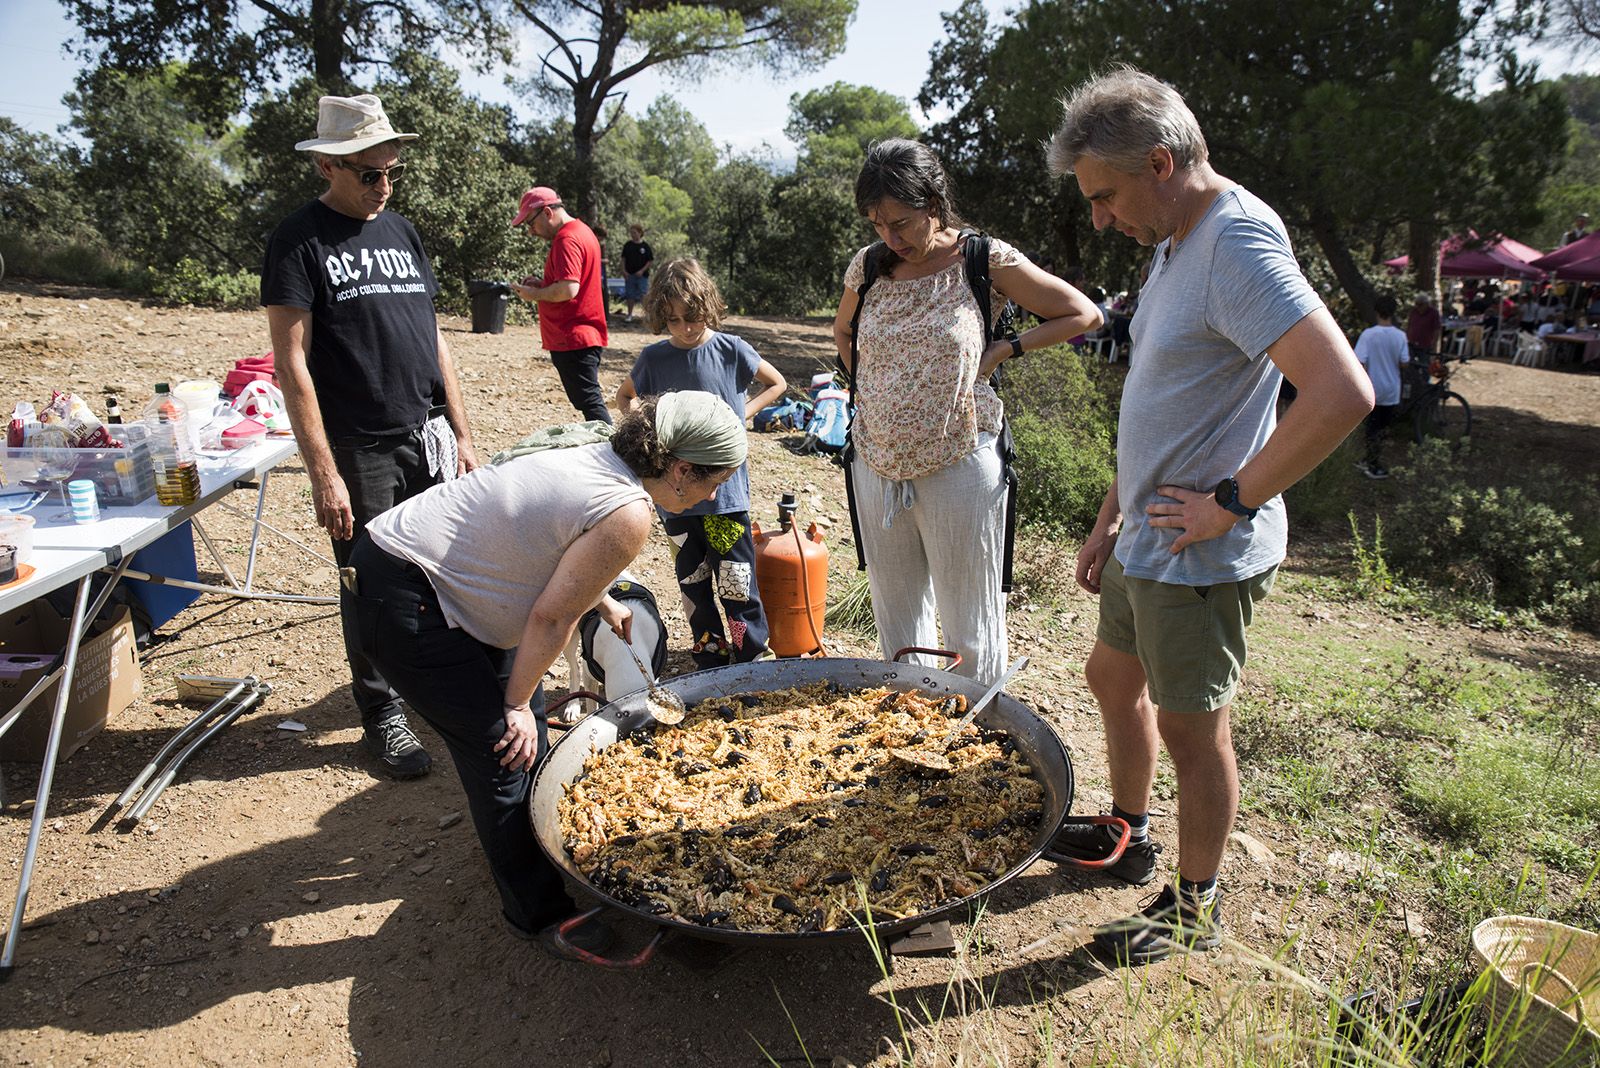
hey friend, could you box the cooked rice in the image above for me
[555,682,1044,933]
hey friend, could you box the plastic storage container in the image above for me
[0,514,35,563]
[144,383,201,505]
[0,424,156,505]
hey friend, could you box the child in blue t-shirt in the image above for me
[614,258,788,668]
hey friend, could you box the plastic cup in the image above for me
[68,479,100,524]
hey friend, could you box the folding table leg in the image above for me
[0,575,92,977]
[242,468,271,593]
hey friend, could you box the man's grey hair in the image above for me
[1046,66,1209,176]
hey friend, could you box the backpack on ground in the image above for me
[838,230,1021,591]
[753,396,813,432]
[799,388,850,453]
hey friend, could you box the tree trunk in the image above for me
[1406,220,1440,305]
[309,0,352,91]
[1308,207,1376,325]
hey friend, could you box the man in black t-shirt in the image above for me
[620,224,653,322]
[262,94,479,779]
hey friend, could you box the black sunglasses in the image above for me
[336,161,406,186]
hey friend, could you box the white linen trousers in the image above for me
[851,435,1009,685]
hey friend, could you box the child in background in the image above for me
[1354,293,1410,480]
[615,258,788,669]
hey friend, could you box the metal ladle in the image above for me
[890,655,1029,773]
[622,642,686,725]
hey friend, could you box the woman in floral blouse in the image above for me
[832,139,1101,684]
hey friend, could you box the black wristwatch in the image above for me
[1213,476,1258,520]
[1008,336,1025,360]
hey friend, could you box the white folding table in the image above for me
[0,437,331,975]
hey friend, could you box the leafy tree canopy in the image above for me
[785,81,919,179]
[501,0,855,213]
[921,0,1567,322]
[63,0,504,129]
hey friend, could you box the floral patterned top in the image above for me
[844,235,1025,481]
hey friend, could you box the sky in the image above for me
[1,0,1594,154]
[0,0,1011,157]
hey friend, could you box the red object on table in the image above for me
[223,353,277,398]
[220,417,267,449]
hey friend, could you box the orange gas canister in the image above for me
[753,493,829,657]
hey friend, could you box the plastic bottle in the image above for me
[105,394,123,425]
[144,383,201,505]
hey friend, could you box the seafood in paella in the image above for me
[555,682,1045,933]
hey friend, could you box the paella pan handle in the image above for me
[1040,815,1131,871]
[552,906,667,970]
[891,647,963,671]
[545,690,602,731]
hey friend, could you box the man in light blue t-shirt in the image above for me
[1353,293,1411,479]
[1044,68,1374,964]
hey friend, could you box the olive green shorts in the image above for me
[1095,553,1277,713]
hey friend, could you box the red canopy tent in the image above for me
[1530,231,1600,282]
[1384,234,1547,279]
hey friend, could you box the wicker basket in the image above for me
[1471,915,1599,1068]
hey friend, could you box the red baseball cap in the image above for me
[511,186,562,227]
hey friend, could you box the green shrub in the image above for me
[147,258,261,310]
[1388,442,1594,614]
[1285,433,1360,530]
[1003,344,1120,538]
[0,231,148,290]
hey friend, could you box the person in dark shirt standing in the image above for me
[1404,292,1442,358]
[620,224,654,323]
[262,94,479,780]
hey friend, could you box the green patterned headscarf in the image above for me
[655,390,747,470]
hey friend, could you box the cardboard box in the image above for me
[0,600,142,761]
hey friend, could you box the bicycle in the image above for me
[1399,352,1471,445]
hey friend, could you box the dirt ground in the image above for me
[2,283,1597,1067]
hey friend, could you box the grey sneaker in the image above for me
[363,716,432,779]
[1050,819,1162,885]
[1094,883,1224,965]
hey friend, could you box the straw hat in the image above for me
[294,95,418,155]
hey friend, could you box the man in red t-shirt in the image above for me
[510,186,612,423]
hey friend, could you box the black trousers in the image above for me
[329,424,440,725]
[661,511,771,670]
[1365,404,1399,466]
[549,346,612,424]
[347,536,573,932]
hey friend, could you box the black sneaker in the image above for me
[1094,883,1224,965]
[363,716,432,779]
[1050,819,1162,885]
[1360,463,1390,481]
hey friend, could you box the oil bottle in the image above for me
[144,383,201,505]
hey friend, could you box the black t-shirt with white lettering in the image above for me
[260,199,443,440]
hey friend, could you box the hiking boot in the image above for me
[363,715,432,779]
[1094,883,1224,966]
[1050,819,1162,885]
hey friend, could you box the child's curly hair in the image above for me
[643,257,726,335]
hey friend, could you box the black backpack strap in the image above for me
[840,242,885,575]
[959,228,1020,592]
[959,228,994,344]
